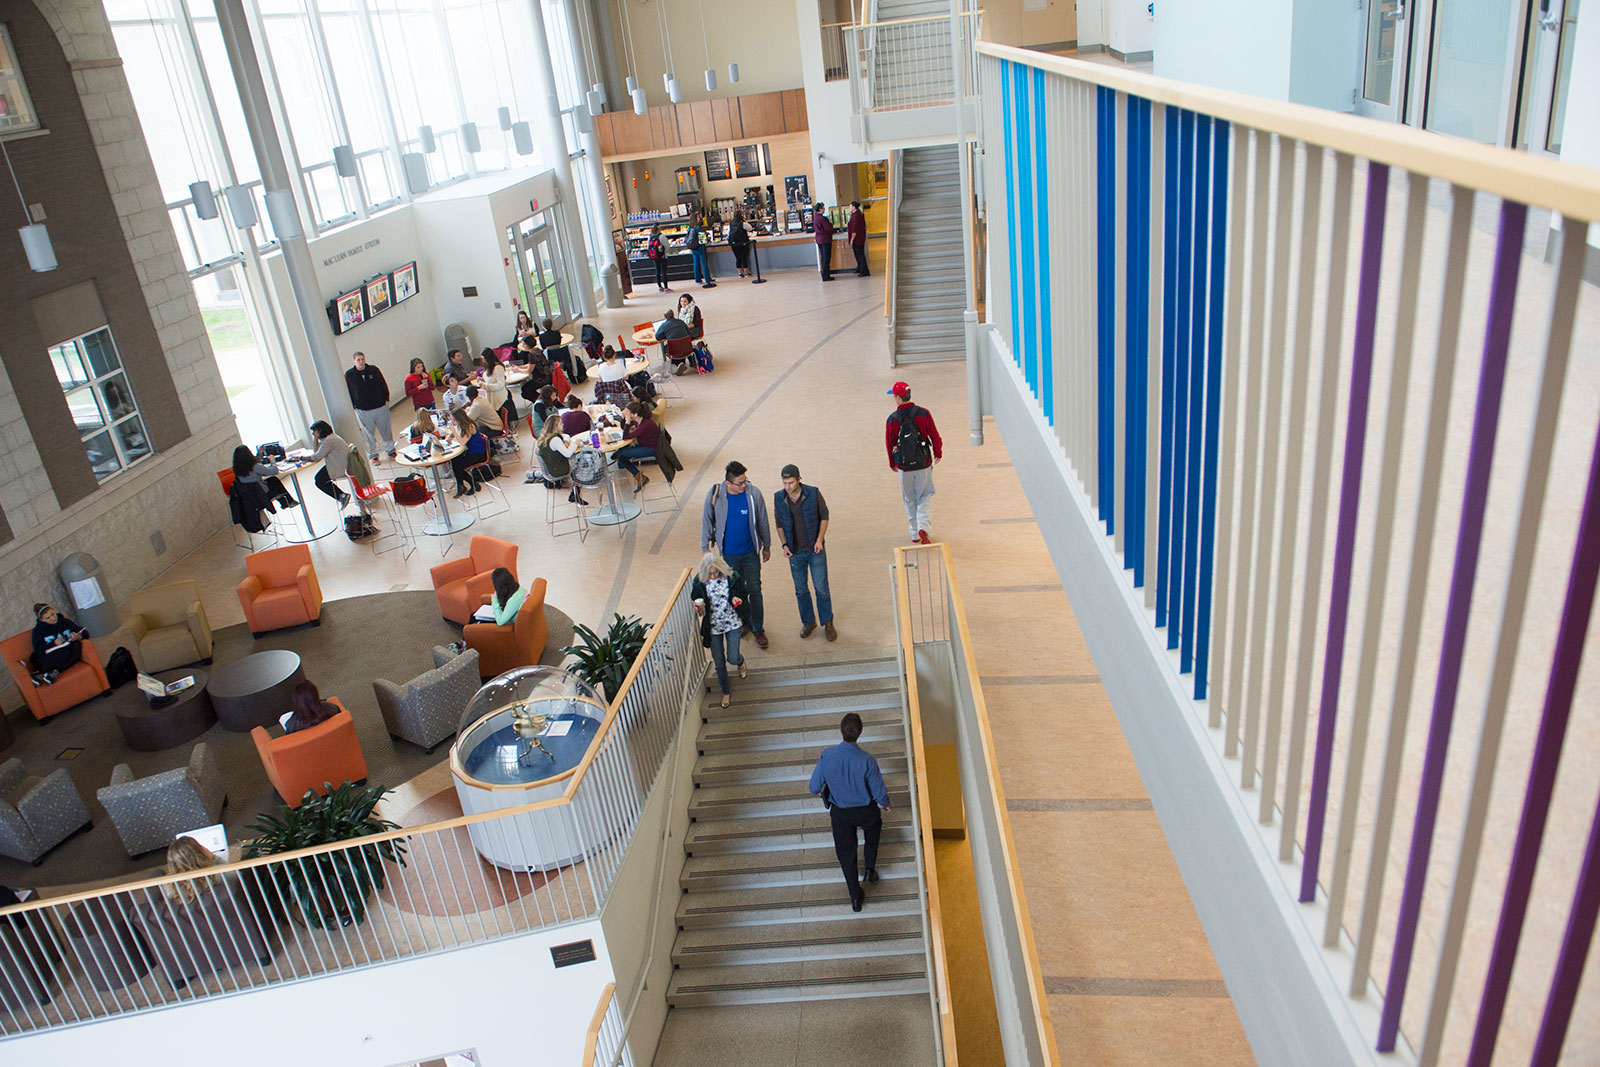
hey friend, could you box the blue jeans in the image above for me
[708,627,744,694]
[724,549,765,634]
[691,247,713,284]
[614,443,655,476]
[788,548,833,627]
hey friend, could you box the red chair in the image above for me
[391,477,435,560]
[665,335,696,374]
[616,333,645,359]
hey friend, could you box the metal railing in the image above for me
[820,21,852,82]
[844,10,979,114]
[978,40,1600,1066]
[0,572,701,1039]
[582,983,631,1067]
[891,543,1060,1065]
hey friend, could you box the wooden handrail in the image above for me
[894,548,960,1063]
[935,541,1061,1064]
[0,570,696,921]
[582,983,618,1067]
[977,41,1600,223]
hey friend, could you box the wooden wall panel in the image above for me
[738,92,785,138]
[596,113,617,158]
[689,101,717,146]
[607,110,655,155]
[712,98,740,142]
[782,89,809,131]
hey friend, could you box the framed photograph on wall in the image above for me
[365,274,393,316]
[762,142,772,175]
[704,149,731,181]
[733,144,761,179]
[391,261,418,303]
[332,287,366,334]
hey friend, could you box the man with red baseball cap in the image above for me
[885,382,942,543]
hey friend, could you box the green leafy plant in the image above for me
[562,613,650,702]
[241,781,408,930]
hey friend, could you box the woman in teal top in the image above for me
[489,567,525,625]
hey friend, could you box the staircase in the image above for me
[869,0,955,111]
[891,145,966,364]
[665,652,931,1010]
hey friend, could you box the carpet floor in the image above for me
[0,590,576,892]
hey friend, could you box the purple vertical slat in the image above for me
[1473,262,1600,1067]
[1533,787,1600,1066]
[1298,162,1390,904]
[1379,199,1527,1053]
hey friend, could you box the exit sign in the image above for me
[530,198,540,213]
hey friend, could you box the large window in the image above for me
[0,25,41,134]
[50,329,153,482]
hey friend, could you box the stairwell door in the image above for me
[1357,0,1413,122]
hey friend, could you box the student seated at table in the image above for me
[405,408,440,447]
[449,411,494,497]
[537,415,589,505]
[439,349,469,385]
[30,603,86,678]
[307,420,352,509]
[537,317,563,351]
[231,444,296,511]
[593,345,632,406]
[282,679,339,734]
[513,335,543,366]
[464,386,505,438]
[531,385,561,432]
[677,293,704,340]
[512,309,538,346]
[486,567,525,625]
[163,835,220,903]
[560,394,592,436]
[654,308,692,372]
[613,401,661,494]
[442,373,471,413]
[630,385,658,421]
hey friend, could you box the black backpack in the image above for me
[891,407,933,471]
[106,647,136,688]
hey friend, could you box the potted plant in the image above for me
[562,613,650,703]
[242,781,408,929]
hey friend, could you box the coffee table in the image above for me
[111,669,215,752]
[209,650,306,732]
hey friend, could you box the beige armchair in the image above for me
[110,580,213,674]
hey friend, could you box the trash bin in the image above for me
[58,553,120,637]
[602,263,625,309]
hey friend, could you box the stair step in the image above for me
[674,933,925,969]
[699,662,899,698]
[686,803,913,848]
[689,776,909,817]
[686,820,916,856]
[699,689,901,726]
[681,849,917,890]
[674,913,922,958]
[667,971,930,1007]
[694,753,908,787]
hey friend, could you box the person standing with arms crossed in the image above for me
[847,200,869,277]
[775,464,835,641]
[346,352,397,463]
[702,461,772,649]
[886,381,942,544]
[813,203,835,281]
[809,712,890,911]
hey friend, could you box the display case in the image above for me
[449,666,619,872]
[620,220,694,286]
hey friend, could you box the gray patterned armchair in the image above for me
[0,759,92,865]
[373,646,480,753]
[97,743,226,858]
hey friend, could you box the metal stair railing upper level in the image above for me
[842,7,980,117]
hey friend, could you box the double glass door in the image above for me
[508,208,570,327]
[1357,0,1581,151]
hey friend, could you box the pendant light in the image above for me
[617,0,648,113]
[723,0,739,83]
[2,139,54,272]
[698,0,716,91]
[657,0,681,103]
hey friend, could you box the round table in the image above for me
[112,668,215,751]
[395,442,474,536]
[209,650,305,732]
[576,410,642,527]
[631,327,657,345]
[271,456,336,543]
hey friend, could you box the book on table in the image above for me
[137,673,195,698]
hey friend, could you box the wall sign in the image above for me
[704,148,731,181]
[551,939,597,968]
[321,237,382,268]
[733,144,761,179]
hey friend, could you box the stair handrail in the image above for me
[890,552,958,1063]
[582,983,623,1067]
[885,147,903,365]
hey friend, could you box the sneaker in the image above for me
[369,455,381,464]
[825,621,837,642]
[338,491,352,509]
[917,530,931,544]
[387,451,398,460]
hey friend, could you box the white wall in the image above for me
[1154,0,1293,100]
[604,0,803,109]
[0,922,614,1067]
[1289,0,1360,112]
[1556,1,1600,253]
[1106,0,1154,57]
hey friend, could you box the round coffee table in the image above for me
[111,669,214,752]
[209,650,305,732]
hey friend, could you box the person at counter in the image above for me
[647,224,671,293]
[729,210,752,279]
[814,203,835,281]
[849,201,870,277]
[678,294,704,340]
[686,217,716,289]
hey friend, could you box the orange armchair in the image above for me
[464,578,549,678]
[430,536,518,625]
[1,632,109,721]
[250,699,370,808]
[238,545,323,637]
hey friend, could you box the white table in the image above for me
[395,443,475,535]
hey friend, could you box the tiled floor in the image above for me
[143,249,1251,1064]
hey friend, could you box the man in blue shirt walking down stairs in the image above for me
[809,712,891,912]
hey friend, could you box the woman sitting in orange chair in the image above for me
[281,680,339,734]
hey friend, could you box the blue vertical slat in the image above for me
[1097,86,1116,528]
[1180,113,1212,673]
[1194,119,1231,700]
[1002,61,1020,366]
[1126,95,1149,585]
[1016,63,1038,397]
[1165,109,1194,649]
[1035,68,1053,426]
[1155,107,1179,627]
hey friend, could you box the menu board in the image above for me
[733,144,761,178]
[704,149,731,181]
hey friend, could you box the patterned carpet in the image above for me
[0,590,576,893]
